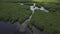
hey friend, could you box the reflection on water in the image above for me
[0,21,26,34]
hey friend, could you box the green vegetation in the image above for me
[30,10,60,34]
[0,2,31,23]
[29,2,60,34]
[0,0,60,34]
[32,0,58,2]
[40,2,60,12]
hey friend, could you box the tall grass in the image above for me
[0,2,32,23]
[30,2,60,34]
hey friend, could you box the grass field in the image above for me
[40,2,60,12]
[29,2,60,34]
[30,10,60,34]
[0,0,60,34]
[0,2,32,23]
[32,0,58,2]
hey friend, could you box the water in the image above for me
[40,6,49,12]
[19,13,33,32]
[30,6,35,14]
[30,3,49,13]
[0,21,26,34]
[0,3,45,34]
[0,20,43,34]
[29,3,44,34]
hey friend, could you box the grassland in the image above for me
[40,2,60,12]
[29,2,60,34]
[32,0,58,2]
[0,0,60,34]
[0,2,31,23]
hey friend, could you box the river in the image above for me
[0,3,49,34]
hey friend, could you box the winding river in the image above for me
[19,3,49,34]
[0,3,49,34]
